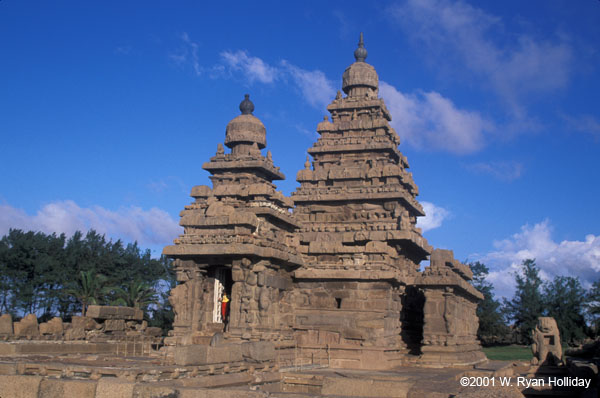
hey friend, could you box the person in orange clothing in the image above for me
[221,294,230,324]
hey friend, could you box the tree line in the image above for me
[0,229,174,331]
[471,259,600,346]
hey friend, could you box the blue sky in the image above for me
[1,1,599,298]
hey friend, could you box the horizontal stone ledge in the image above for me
[163,244,304,266]
[86,305,143,320]
[294,269,400,280]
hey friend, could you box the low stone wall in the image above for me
[0,306,162,346]
[0,375,278,398]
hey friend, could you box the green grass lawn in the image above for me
[483,345,533,361]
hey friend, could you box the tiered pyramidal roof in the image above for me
[292,33,432,282]
[164,95,302,267]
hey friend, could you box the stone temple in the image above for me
[162,33,485,370]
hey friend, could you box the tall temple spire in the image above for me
[354,32,367,62]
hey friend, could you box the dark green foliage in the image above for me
[587,280,600,334]
[503,259,545,344]
[0,229,173,330]
[148,257,175,335]
[502,259,590,345]
[544,276,587,344]
[0,230,67,317]
[111,280,159,310]
[469,261,509,341]
[65,270,114,316]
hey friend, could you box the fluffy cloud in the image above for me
[218,50,336,109]
[0,200,181,250]
[380,81,492,154]
[391,0,572,117]
[281,61,336,109]
[417,201,450,233]
[476,220,600,299]
[220,50,279,84]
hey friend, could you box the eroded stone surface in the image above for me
[162,34,485,370]
[163,94,303,347]
[14,314,39,338]
[0,314,13,335]
[531,317,562,366]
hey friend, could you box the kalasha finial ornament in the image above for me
[354,32,367,62]
[239,94,254,115]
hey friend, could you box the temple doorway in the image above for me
[209,267,232,323]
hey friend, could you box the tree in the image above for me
[469,261,508,342]
[111,280,158,311]
[0,228,173,319]
[544,276,587,344]
[0,229,66,317]
[148,256,175,335]
[504,259,544,343]
[588,280,600,335]
[65,270,112,316]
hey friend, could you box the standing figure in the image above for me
[221,294,230,325]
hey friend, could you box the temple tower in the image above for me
[164,95,303,346]
[289,34,433,369]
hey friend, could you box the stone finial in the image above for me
[217,143,224,155]
[267,150,272,161]
[354,32,367,62]
[239,94,254,115]
[304,155,311,170]
[336,90,342,100]
[225,94,266,149]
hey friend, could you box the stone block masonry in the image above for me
[162,33,486,370]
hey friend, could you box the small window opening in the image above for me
[335,298,342,309]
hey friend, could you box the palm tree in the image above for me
[65,270,112,316]
[112,279,158,310]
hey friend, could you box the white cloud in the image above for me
[391,0,572,117]
[380,81,491,154]
[220,50,279,84]
[169,32,202,76]
[417,201,450,232]
[217,49,336,110]
[0,200,181,249]
[281,61,336,109]
[465,161,523,182]
[476,220,600,299]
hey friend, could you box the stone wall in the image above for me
[0,306,162,343]
[414,249,486,367]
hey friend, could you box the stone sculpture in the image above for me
[531,316,562,366]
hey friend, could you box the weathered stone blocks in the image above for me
[174,344,243,366]
[0,375,42,398]
[38,379,97,398]
[86,305,143,321]
[0,313,13,335]
[104,319,126,332]
[14,314,39,337]
[39,317,63,336]
[241,341,275,362]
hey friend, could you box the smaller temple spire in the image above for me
[239,94,254,115]
[354,32,367,62]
